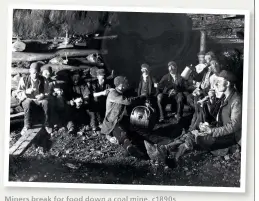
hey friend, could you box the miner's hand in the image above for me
[70,99,75,106]
[35,94,44,101]
[168,89,176,97]
[26,88,34,94]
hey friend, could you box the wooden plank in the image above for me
[12,52,55,62]
[11,64,91,75]
[10,112,24,120]
[9,126,42,156]
[210,38,244,43]
[93,35,118,40]
[12,35,118,43]
[10,119,23,125]
[12,49,108,63]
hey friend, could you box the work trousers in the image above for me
[21,98,50,128]
[157,92,184,119]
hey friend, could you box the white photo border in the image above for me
[4,4,251,193]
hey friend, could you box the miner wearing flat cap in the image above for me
[16,62,53,135]
[156,61,186,123]
[84,68,113,133]
[101,76,146,158]
[196,70,242,147]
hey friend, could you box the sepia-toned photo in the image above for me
[6,5,250,192]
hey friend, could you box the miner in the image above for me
[156,61,185,123]
[101,76,146,158]
[16,62,53,135]
[84,68,112,132]
[137,63,157,98]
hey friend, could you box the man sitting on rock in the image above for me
[85,68,113,131]
[16,62,53,135]
[146,70,242,164]
[157,61,185,123]
[101,76,146,158]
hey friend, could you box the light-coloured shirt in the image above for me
[200,70,211,90]
[170,73,176,83]
[195,63,206,74]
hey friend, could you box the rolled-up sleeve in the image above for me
[109,90,139,105]
[212,98,242,137]
[17,77,26,91]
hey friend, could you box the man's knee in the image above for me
[22,98,34,109]
[187,93,194,101]
[176,93,184,102]
[41,99,48,106]
[87,110,96,118]
[157,93,164,102]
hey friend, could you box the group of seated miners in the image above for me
[16,63,113,136]
[14,50,242,163]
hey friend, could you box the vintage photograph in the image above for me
[7,6,249,190]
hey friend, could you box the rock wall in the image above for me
[13,9,111,39]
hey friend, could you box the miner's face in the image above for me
[168,64,177,74]
[210,62,220,74]
[72,74,80,85]
[205,55,212,64]
[53,88,63,97]
[216,77,228,92]
[141,67,149,76]
[42,70,51,79]
[97,75,105,85]
[198,55,206,64]
[74,97,83,108]
[119,81,129,92]
[30,68,39,80]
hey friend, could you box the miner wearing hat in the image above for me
[16,62,53,135]
[198,70,242,145]
[146,70,242,164]
[156,61,186,123]
[101,76,146,158]
[137,63,157,98]
[84,68,113,133]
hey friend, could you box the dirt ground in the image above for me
[9,114,241,187]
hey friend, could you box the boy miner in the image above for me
[137,63,157,98]
[101,76,146,158]
[16,62,53,135]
